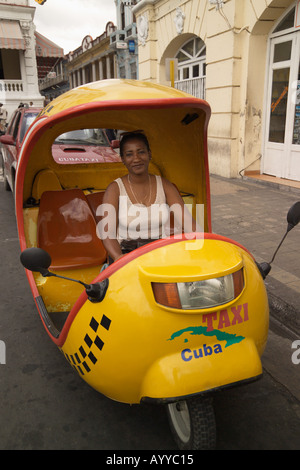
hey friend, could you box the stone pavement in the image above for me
[210,174,300,336]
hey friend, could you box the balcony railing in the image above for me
[175,77,206,100]
[39,71,69,91]
[0,80,23,97]
[110,24,137,46]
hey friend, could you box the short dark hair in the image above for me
[120,132,150,157]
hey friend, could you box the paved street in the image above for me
[0,173,299,450]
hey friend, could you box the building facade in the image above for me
[35,31,66,101]
[110,0,139,79]
[67,22,117,88]
[133,0,300,182]
[38,56,69,101]
[0,0,43,119]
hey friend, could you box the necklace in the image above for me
[128,174,152,206]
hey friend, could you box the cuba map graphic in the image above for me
[168,325,245,348]
[168,324,245,362]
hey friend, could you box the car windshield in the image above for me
[54,129,110,146]
[19,112,40,143]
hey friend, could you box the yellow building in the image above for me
[133,0,300,182]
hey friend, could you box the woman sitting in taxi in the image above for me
[100,132,198,263]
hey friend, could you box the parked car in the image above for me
[0,106,42,191]
[0,105,120,192]
[51,128,121,164]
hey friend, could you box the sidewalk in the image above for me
[210,174,300,336]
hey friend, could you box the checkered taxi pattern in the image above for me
[63,314,111,376]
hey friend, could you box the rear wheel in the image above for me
[167,397,216,450]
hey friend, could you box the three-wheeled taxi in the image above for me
[16,79,271,449]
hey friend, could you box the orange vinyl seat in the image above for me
[37,189,107,270]
[86,191,105,223]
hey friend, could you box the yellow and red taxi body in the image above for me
[15,80,269,404]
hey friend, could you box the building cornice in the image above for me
[0,3,35,18]
[0,3,35,11]
[132,0,159,15]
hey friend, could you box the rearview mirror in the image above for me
[20,247,51,275]
[20,247,109,303]
[0,134,15,146]
[111,139,120,149]
[287,201,300,231]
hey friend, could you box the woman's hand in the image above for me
[114,253,125,262]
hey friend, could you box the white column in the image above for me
[106,56,111,79]
[99,60,104,80]
[92,62,96,82]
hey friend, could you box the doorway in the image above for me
[264,4,300,181]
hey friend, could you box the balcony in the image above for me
[110,24,137,47]
[175,77,206,100]
[124,23,137,39]
[0,79,23,98]
[110,30,126,45]
[39,71,69,91]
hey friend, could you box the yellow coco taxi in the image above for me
[15,79,296,450]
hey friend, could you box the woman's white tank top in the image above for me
[115,175,169,242]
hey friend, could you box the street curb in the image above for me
[242,175,300,195]
[267,289,300,337]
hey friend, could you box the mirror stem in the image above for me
[42,269,89,288]
[41,269,109,303]
[269,229,289,265]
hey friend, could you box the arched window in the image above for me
[175,37,206,99]
[273,6,295,34]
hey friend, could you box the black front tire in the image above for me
[167,397,216,450]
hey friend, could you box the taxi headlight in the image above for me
[152,269,244,310]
